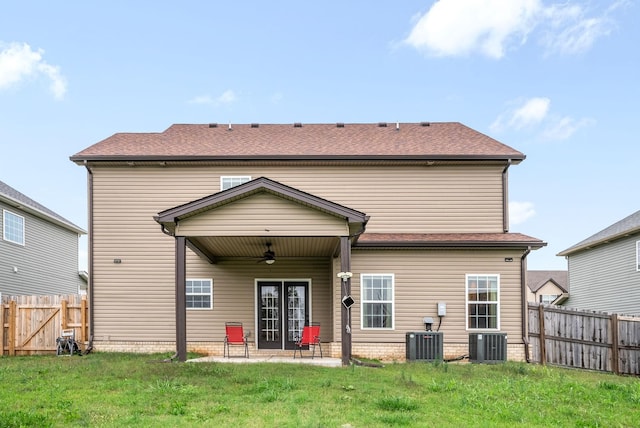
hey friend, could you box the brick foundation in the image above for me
[93,340,526,362]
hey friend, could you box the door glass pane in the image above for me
[287,284,306,342]
[260,285,280,343]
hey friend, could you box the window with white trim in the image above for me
[636,240,640,271]
[220,176,251,191]
[361,274,394,329]
[466,274,499,330]
[3,210,25,246]
[186,279,212,309]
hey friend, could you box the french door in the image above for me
[257,280,309,350]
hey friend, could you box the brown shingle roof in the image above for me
[356,232,545,249]
[70,122,525,161]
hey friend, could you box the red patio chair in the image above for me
[224,322,249,358]
[293,322,322,359]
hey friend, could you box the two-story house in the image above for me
[70,122,545,363]
[0,180,86,296]
[558,209,640,316]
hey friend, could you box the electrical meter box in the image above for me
[437,302,446,316]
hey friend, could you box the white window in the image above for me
[361,274,394,329]
[466,274,500,330]
[3,210,25,246]
[637,240,640,271]
[220,176,251,191]
[186,279,212,309]
[540,294,559,305]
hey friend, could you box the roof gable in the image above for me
[558,209,640,256]
[0,180,86,235]
[527,270,568,293]
[155,177,369,230]
[71,122,525,162]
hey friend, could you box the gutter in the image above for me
[84,162,95,349]
[521,246,531,363]
[502,160,511,232]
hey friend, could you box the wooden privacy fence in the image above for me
[528,303,640,375]
[1,294,88,356]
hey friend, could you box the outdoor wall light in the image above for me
[337,271,353,281]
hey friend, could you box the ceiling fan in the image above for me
[258,242,276,264]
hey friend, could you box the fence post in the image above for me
[611,313,619,375]
[0,299,4,356]
[80,296,87,343]
[8,300,16,356]
[60,298,68,331]
[538,304,546,365]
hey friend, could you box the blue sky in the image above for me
[1,0,637,271]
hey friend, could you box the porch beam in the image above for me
[176,236,187,362]
[186,238,217,264]
[340,236,352,366]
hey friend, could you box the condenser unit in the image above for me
[406,332,443,361]
[469,333,507,363]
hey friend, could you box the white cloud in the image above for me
[540,3,617,55]
[491,97,592,141]
[189,89,237,106]
[509,201,536,225]
[0,42,67,99]
[404,0,626,58]
[404,0,541,58]
[541,116,595,140]
[491,97,550,132]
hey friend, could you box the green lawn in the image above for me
[0,352,638,427]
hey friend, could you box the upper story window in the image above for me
[3,209,25,246]
[220,176,251,191]
[186,279,213,309]
[466,274,500,330]
[361,274,394,329]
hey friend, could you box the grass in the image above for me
[0,353,639,427]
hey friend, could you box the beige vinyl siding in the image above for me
[176,193,349,236]
[90,164,505,341]
[336,249,524,345]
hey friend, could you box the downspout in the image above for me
[84,162,94,349]
[502,160,511,232]
[521,246,531,363]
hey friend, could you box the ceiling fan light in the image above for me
[265,259,275,265]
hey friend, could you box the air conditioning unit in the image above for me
[469,333,507,363]
[406,332,443,361]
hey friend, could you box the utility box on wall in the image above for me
[406,332,443,361]
[469,333,507,363]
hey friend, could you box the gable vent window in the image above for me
[221,176,251,191]
[3,209,25,246]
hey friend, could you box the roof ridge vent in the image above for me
[420,122,431,127]
[208,123,218,128]
[378,122,387,127]
[294,122,302,128]
[336,123,345,128]
[250,123,259,128]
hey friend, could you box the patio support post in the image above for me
[340,236,352,366]
[175,236,187,362]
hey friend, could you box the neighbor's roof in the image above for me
[527,270,568,293]
[557,209,640,256]
[70,122,526,162]
[0,180,86,235]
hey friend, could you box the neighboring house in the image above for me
[558,209,640,316]
[0,180,87,296]
[526,270,568,305]
[70,122,545,363]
